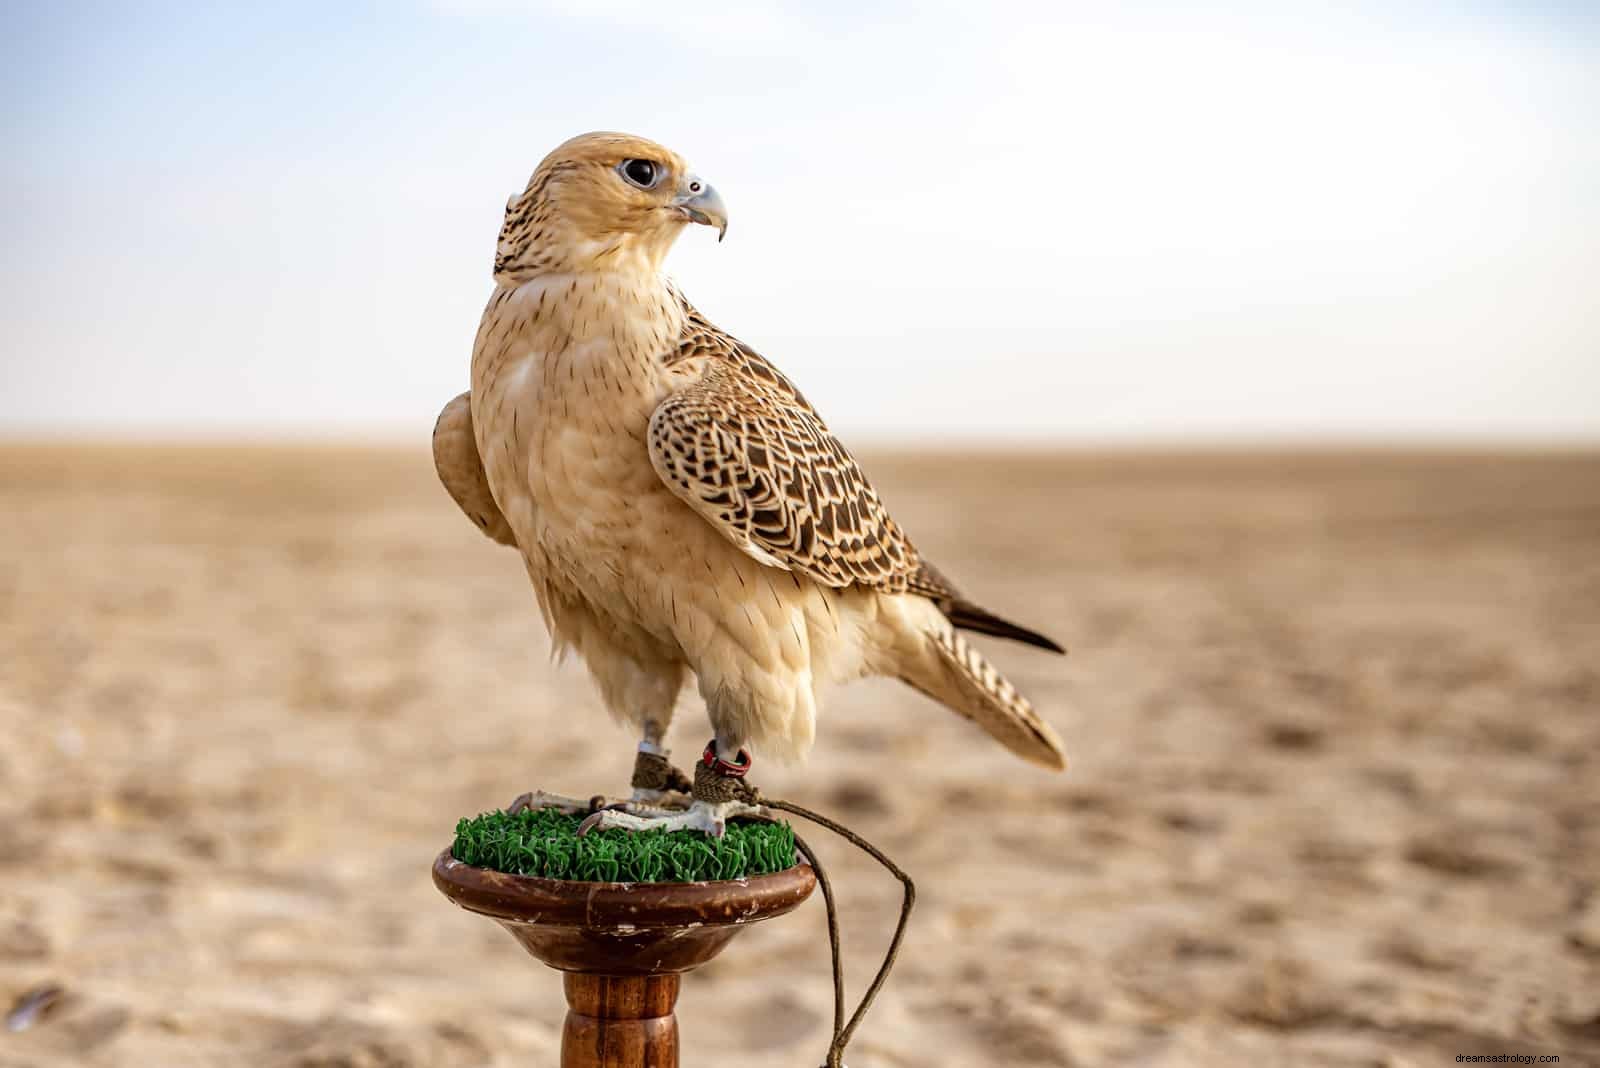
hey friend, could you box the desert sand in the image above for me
[1,445,1597,1067]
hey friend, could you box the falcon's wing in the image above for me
[648,311,919,591]
[649,304,1066,654]
[432,392,518,547]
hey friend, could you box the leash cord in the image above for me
[760,798,916,1068]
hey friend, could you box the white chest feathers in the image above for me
[469,271,688,559]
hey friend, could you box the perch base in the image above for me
[433,849,816,1068]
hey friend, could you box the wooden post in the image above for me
[560,973,679,1068]
[433,850,816,1068]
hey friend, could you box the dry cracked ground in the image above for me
[1,445,1597,1067]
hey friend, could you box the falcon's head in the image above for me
[495,132,727,280]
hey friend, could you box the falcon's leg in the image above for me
[568,629,692,803]
[578,737,765,838]
[628,723,692,808]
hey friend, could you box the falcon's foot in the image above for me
[505,790,605,815]
[576,797,767,839]
[501,744,695,817]
[579,738,763,838]
[628,745,693,809]
[627,787,691,809]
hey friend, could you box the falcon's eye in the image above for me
[618,159,663,190]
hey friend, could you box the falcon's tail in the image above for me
[898,627,1067,771]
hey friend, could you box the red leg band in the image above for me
[701,739,751,778]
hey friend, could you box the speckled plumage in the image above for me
[435,132,1066,769]
[651,300,917,587]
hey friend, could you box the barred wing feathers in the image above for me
[648,347,917,590]
[648,303,1064,655]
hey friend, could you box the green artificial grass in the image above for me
[450,806,798,883]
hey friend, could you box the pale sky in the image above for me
[2,1,1596,442]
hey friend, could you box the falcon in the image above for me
[434,132,1066,835]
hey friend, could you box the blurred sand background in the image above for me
[2,444,1597,1067]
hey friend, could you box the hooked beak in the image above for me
[672,175,728,242]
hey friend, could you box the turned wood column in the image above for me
[561,973,680,1068]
